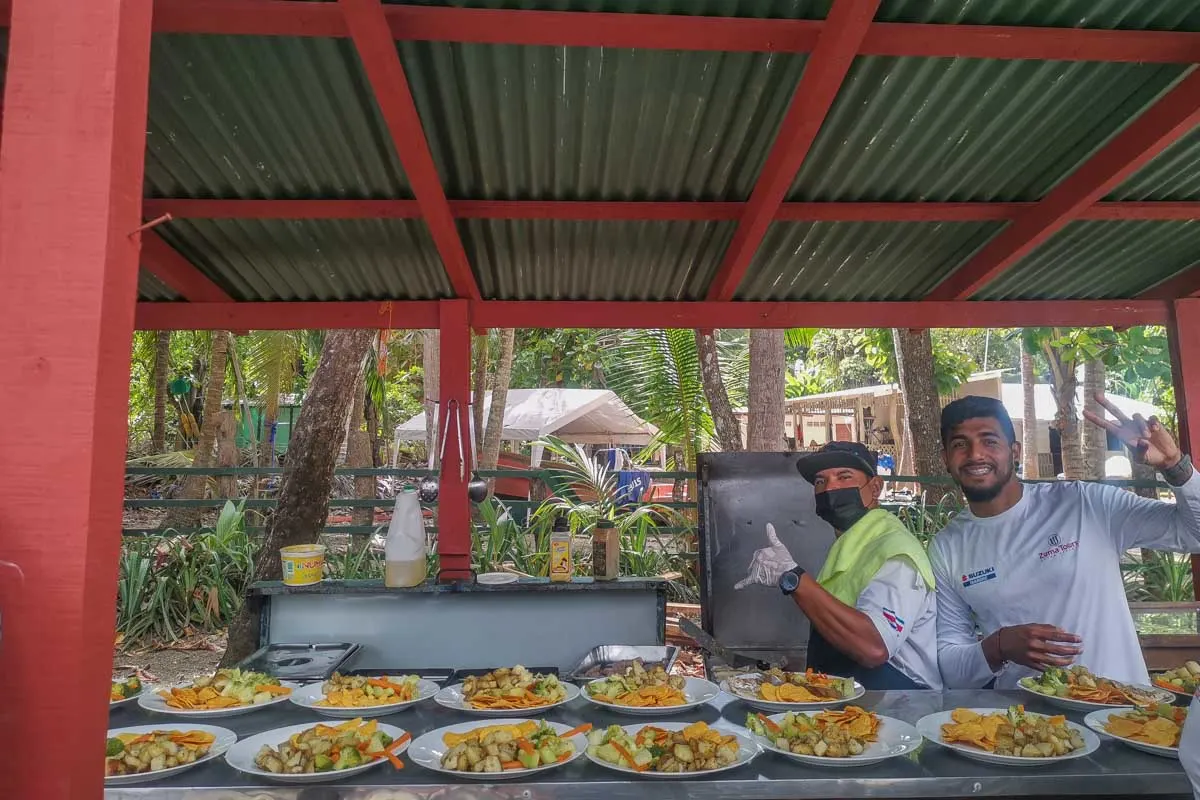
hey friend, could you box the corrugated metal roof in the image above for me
[137,271,182,302]
[1107,126,1200,200]
[154,218,452,301]
[145,34,411,199]
[976,220,1200,300]
[461,219,732,300]
[789,57,1187,202]
[385,1,830,18]
[735,220,1002,301]
[875,0,1200,28]
[401,41,807,201]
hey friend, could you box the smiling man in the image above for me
[930,395,1200,689]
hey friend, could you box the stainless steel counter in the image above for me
[105,689,1191,799]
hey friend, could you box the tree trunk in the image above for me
[481,329,515,471]
[152,331,170,453]
[162,330,231,530]
[893,328,951,502]
[216,410,238,499]
[1082,359,1107,480]
[696,330,744,451]
[747,330,786,451]
[1054,370,1083,480]
[423,330,440,468]
[347,366,375,531]
[1131,459,1158,499]
[1020,348,1040,479]
[365,391,383,468]
[472,333,488,446]
[228,341,257,466]
[222,329,378,665]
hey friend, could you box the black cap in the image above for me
[796,441,877,484]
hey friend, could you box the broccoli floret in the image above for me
[105,738,125,758]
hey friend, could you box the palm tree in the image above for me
[481,329,516,471]
[695,330,744,451]
[1020,347,1039,479]
[747,330,786,451]
[1082,358,1107,480]
[243,331,303,465]
[152,331,171,452]
[892,328,952,501]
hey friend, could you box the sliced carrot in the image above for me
[384,750,405,770]
[386,732,412,754]
[757,713,781,734]
[517,738,535,755]
[256,684,293,695]
[610,740,646,771]
[556,751,572,762]
[560,723,592,739]
[501,760,524,770]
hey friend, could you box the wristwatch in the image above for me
[778,566,806,595]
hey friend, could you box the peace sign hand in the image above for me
[1081,391,1183,469]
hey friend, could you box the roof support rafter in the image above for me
[94,2,1200,64]
[1139,262,1200,300]
[141,198,1200,223]
[139,231,232,302]
[706,0,881,302]
[928,69,1200,301]
[134,298,1168,332]
[338,0,480,300]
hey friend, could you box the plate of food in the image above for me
[224,718,410,783]
[1018,666,1172,711]
[1152,662,1200,698]
[290,673,439,717]
[1085,703,1188,759]
[720,668,864,712]
[110,675,144,708]
[105,724,237,786]
[407,719,590,780]
[435,666,579,715]
[582,661,719,715]
[917,706,1099,766]
[586,721,759,777]
[139,669,299,717]
[744,706,921,767]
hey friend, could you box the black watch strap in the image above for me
[1162,453,1194,487]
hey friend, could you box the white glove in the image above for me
[734,523,798,590]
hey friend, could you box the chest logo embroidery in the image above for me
[961,567,997,587]
[882,608,904,634]
[1038,533,1079,562]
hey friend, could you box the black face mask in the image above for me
[814,487,870,531]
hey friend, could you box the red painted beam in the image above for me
[139,230,232,302]
[1167,298,1200,599]
[707,0,881,302]
[339,0,480,300]
[0,0,153,797]
[137,2,1200,64]
[133,298,1169,332]
[142,198,1200,223]
[928,69,1200,301]
[136,300,440,331]
[436,299,473,581]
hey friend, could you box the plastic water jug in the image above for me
[385,486,427,587]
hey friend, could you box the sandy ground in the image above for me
[113,633,226,685]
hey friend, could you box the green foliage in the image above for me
[511,329,606,388]
[857,329,975,396]
[116,501,256,643]
[1122,551,1194,603]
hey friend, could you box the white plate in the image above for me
[477,572,519,584]
[749,712,922,768]
[139,681,302,718]
[289,677,439,718]
[1083,709,1180,759]
[585,721,760,778]
[435,680,580,716]
[105,724,237,786]
[407,718,587,780]
[720,678,866,713]
[916,708,1100,766]
[109,693,142,709]
[224,721,409,783]
[1017,677,1173,712]
[582,677,720,716]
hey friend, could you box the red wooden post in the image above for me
[1168,298,1200,600]
[0,0,153,797]
[437,299,474,581]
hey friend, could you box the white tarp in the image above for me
[998,384,1163,424]
[393,388,657,466]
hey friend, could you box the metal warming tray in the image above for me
[567,645,679,680]
[236,642,361,682]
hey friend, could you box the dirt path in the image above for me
[113,634,226,685]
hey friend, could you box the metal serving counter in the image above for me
[105,688,1192,799]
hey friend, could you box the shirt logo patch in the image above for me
[1039,533,1079,562]
[961,567,997,587]
[881,608,904,633]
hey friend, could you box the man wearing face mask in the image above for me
[735,442,940,690]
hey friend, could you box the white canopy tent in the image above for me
[392,388,659,467]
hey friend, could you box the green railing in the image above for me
[123,465,1168,536]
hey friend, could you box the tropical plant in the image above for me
[1122,550,1195,603]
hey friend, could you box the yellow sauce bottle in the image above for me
[549,515,572,582]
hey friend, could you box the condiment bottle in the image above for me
[592,519,619,581]
[549,515,573,582]
[384,486,427,587]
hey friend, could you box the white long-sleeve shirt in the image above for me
[854,559,941,689]
[929,472,1200,689]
